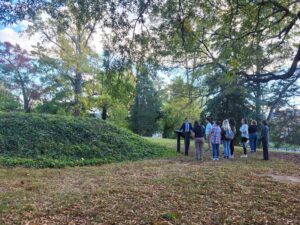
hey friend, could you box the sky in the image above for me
[0,20,299,108]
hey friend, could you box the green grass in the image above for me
[0,138,299,224]
[0,113,175,168]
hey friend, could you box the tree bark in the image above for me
[101,105,108,120]
[255,81,262,121]
[74,72,82,117]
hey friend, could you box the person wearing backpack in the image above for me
[192,121,205,160]
[221,119,233,159]
[210,121,221,161]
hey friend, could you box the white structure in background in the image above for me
[152,132,162,138]
[94,109,101,119]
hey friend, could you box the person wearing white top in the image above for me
[205,117,213,151]
[240,118,249,157]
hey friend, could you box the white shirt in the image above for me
[240,124,249,138]
[205,122,212,135]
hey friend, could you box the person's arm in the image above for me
[179,123,184,131]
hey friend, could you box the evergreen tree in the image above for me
[204,70,255,127]
[130,65,161,136]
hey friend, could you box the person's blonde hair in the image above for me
[222,119,231,131]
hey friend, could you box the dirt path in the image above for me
[271,152,300,164]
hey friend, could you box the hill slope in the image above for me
[0,113,174,167]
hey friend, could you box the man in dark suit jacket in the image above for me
[180,118,193,156]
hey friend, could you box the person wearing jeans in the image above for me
[221,119,232,159]
[248,120,258,153]
[192,121,205,160]
[210,121,221,161]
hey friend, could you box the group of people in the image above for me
[179,117,269,161]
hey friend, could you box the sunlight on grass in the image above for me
[0,144,299,224]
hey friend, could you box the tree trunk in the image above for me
[255,81,262,121]
[74,72,82,117]
[102,105,108,120]
[21,83,30,113]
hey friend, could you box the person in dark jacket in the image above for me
[180,118,193,156]
[229,118,236,159]
[248,120,258,153]
[260,120,269,160]
[192,121,205,160]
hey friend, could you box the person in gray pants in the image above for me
[192,121,205,160]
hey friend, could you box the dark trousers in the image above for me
[230,138,235,155]
[241,137,248,155]
[184,132,191,156]
[262,140,269,160]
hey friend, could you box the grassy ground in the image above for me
[0,138,300,224]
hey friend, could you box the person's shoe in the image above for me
[230,155,234,159]
[216,158,219,161]
[240,154,248,158]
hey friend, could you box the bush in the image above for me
[0,113,174,168]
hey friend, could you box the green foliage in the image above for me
[0,86,20,112]
[269,110,300,148]
[160,77,202,138]
[0,113,174,168]
[129,64,162,136]
[204,70,255,133]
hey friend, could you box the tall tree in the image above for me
[204,68,254,125]
[0,42,42,112]
[160,76,203,138]
[129,64,161,136]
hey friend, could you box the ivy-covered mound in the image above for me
[0,113,174,168]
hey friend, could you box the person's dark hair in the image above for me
[206,117,212,123]
[242,118,248,124]
[185,117,188,121]
[252,120,257,125]
[216,121,221,126]
[194,121,199,127]
[229,117,236,126]
[262,120,268,126]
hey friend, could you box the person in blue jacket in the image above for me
[180,118,193,156]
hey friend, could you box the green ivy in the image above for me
[0,113,175,168]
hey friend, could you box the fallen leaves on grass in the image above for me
[0,151,300,224]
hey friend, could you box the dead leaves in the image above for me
[0,155,300,224]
